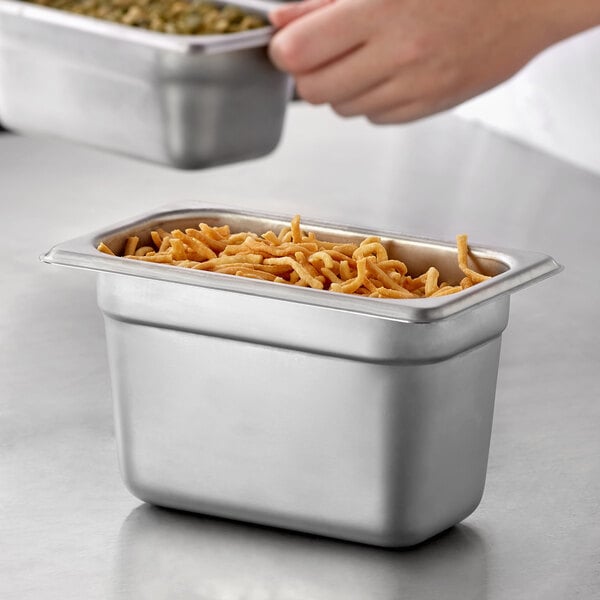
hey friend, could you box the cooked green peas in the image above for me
[25,0,266,34]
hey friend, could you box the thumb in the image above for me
[269,0,336,29]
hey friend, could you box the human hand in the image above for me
[269,0,600,123]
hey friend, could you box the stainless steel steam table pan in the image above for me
[0,0,291,168]
[43,204,562,546]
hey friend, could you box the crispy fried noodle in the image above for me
[97,216,491,298]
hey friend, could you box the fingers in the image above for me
[333,77,461,124]
[367,89,485,124]
[269,0,369,74]
[332,77,419,118]
[293,43,393,105]
[269,0,336,29]
[366,102,436,125]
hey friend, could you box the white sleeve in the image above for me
[454,26,600,175]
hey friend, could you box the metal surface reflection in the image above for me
[115,504,488,599]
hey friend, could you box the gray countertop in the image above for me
[1,105,599,599]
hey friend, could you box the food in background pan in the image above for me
[97,215,491,298]
[24,0,266,34]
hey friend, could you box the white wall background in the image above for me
[455,26,600,176]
